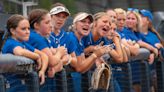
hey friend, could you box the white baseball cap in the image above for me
[49,6,70,16]
[73,12,93,24]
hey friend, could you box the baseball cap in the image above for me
[73,12,93,24]
[140,9,153,22]
[49,6,70,16]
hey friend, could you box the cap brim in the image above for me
[50,6,70,16]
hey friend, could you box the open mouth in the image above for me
[102,28,108,32]
[82,28,89,32]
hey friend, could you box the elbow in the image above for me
[14,50,24,56]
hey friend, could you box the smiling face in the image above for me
[75,17,92,36]
[94,15,111,37]
[11,19,30,42]
[126,12,138,29]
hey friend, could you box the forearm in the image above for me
[113,40,124,62]
[84,46,94,55]
[75,53,97,73]
[122,46,129,62]
[138,41,154,51]
[35,50,48,72]
[14,48,39,60]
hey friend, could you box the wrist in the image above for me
[65,55,71,65]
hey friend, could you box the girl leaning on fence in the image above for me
[2,14,48,85]
[139,9,164,61]
[114,8,140,58]
[69,12,106,92]
[49,2,77,69]
[27,8,68,78]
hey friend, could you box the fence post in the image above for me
[0,75,5,92]
[111,62,133,92]
[62,68,68,92]
[155,60,164,92]
[140,60,151,92]
[26,71,39,92]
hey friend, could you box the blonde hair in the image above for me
[93,12,109,21]
[114,8,126,16]
[126,11,142,32]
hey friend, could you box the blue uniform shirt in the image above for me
[2,37,35,54]
[82,32,109,48]
[70,32,84,56]
[136,31,160,47]
[27,29,50,50]
[49,29,76,54]
[116,27,126,39]
[122,27,140,42]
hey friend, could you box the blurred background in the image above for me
[0,0,164,38]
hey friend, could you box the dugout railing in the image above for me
[0,49,164,92]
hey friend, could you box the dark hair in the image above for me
[7,14,26,35]
[28,9,49,29]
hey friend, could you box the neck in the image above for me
[92,28,101,42]
[142,26,148,34]
[118,27,123,31]
[53,28,61,36]
[35,29,45,37]
[75,31,83,41]
[11,36,22,42]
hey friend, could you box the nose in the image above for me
[26,28,30,34]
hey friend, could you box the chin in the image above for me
[24,38,29,41]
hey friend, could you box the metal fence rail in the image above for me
[0,54,164,92]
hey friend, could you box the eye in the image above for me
[21,27,26,31]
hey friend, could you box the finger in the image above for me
[40,74,45,85]
[99,41,104,46]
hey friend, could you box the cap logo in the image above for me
[50,6,69,15]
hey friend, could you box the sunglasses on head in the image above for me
[128,8,139,13]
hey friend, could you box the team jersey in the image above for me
[82,31,109,48]
[27,29,50,50]
[116,27,126,39]
[70,32,84,56]
[136,31,160,47]
[2,37,35,54]
[122,27,140,42]
[49,29,76,54]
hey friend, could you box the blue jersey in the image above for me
[70,32,84,56]
[136,31,160,47]
[116,27,126,39]
[82,32,109,48]
[49,29,76,54]
[27,29,50,50]
[2,37,35,54]
[122,27,140,42]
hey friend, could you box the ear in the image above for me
[10,28,15,35]
[34,22,40,30]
